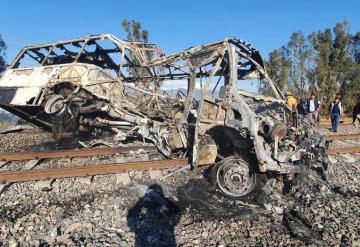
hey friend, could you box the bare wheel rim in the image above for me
[44,94,66,115]
[216,157,256,198]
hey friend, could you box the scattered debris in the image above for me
[116,173,131,185]
[328,155,338,164]
[283,209,327,245]
[34,180,52,190]
[339,153,356,163]
[149,170,162,180]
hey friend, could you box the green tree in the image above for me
[308,21,352,106]
[121,19,151,79]
[121,19,149,43]
[282,31,312,98]
[308,28,333,101]
[340,67,360,107]
[342,31,360,107]
[266,32,312,98]
[266,20,358,112]
[350,31,360,64]
[0,34,6,74]
[265,48,290,91]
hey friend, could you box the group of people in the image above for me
[285,91,347,132]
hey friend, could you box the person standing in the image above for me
[297,99,308,117]
[352,97,360,126]
[306,93,320,126]
[329,96,343,132]
[316,96,322,125]
[285,91,298,127]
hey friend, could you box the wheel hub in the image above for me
[216,157,256,198]
[230,173,242,184]
[44,94,66,115]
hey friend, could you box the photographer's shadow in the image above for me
[127,184,181,247]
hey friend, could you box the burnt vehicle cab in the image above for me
[0,34,329,198]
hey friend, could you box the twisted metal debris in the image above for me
[0,34,330,198]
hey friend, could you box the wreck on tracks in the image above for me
[0,34,330,198]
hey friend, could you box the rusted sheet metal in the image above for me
[327,146,360,155]
[0,159,188,183]
[326,134,360,141]
[0,146,156,161]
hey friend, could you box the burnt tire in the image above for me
[211,156,265,200]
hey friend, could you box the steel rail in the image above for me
[0,159,188,183]
[0,146,156,162]
[326,134,360,141]
[327,146,360,155]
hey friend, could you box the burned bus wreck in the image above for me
[0,34,329,198]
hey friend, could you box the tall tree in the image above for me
[121,19,151,79]
[350,31,360,64]
[342,31,360,106]
[265,48,290,91]
[309,21,352,106]
[340,67,360,106]
[0,34,6,74]
[282,31,312,98]
[121,19,149,43]
[267,20,359,111]
[308,28,332,100]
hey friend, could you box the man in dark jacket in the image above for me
[297,99,308,117]
[329,96,343,132]
[353,98,360,126]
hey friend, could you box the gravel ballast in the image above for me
[0,128,359,246]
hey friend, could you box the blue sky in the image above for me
[0,0,359,64]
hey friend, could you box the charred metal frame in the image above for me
[0,34,328,181]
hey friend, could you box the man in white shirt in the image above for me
[306,93,320,126]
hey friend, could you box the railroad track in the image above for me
[0,159,188,184]
[326,134,360,141]
[1,133,359,185]
[0,145,156,162]
[327,146,360,155]
[0,145,189,185]
[326,133,360,155]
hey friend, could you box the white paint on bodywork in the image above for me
[0,63,117,105]
[10,88,43,105]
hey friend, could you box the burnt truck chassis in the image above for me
[0,34,329,198]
